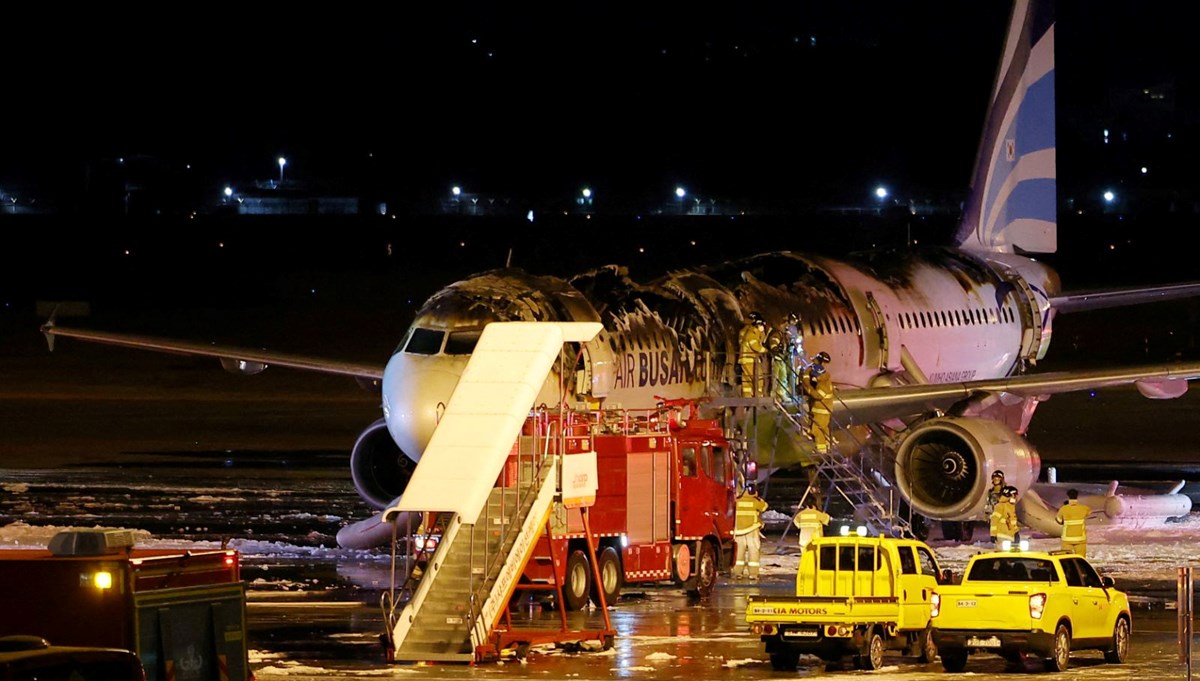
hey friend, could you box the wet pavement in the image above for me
[1,456,1196,680]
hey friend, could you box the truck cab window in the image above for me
[681,447,697,477]
[712,446,726,484]
[899,546,917,574]
[916,546,939,576]
[700,446,713,478]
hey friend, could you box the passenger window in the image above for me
[404,328,445,355]
[858,546,879,570]
[700,446,713,478]
[681,447,697,477]
[1061,560,1084,587]
[1070,558,1104,588]
[899,546,917,574]
[818,546,836,569]
[917,547,939,576]
[444,330,482,355]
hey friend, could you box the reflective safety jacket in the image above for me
[738,324,768,361]
[1055,499,1090,541]
[735,492,768,535]
[990,499,1018,541]
[803,367,834,414]
[792,507,831,547]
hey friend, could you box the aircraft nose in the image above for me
[381,354,463,461]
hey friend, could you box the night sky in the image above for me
[2,2,1192,210]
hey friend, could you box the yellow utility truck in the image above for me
[745,534,947,671]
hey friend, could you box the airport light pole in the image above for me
[278,157,287,186]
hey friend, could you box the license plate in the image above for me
[967,636,1001,648]
[956,599,978,608]
[782,628,820,639]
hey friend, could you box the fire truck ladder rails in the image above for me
[773,404,913,539]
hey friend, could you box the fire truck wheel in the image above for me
[687,540,718,598]
[590,546,623,607]
[564,549,592,611]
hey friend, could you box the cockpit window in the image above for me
[444,330,482,355]
[404,328,445,355]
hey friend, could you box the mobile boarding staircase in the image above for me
[379,322,614,664]
[711,359,917,539]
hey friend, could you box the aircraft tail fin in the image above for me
[953,0,1057,254]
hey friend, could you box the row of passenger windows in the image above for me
[896,304,1016,330]
[397,302,1017,358]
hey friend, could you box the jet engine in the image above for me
[893,416,1040,521]
[349,418,418,510]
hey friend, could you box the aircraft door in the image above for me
[579,330,615,398]
[864,292,894,372]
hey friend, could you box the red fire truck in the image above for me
[514,400,738,610]
[0,529,250,681]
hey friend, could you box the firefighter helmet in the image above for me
[814,351,831,364]
[788,312,799,325]
[748,311,764,325]
[1002,485,1019,498]
[991,471,1005,481]
[745,483,757,496]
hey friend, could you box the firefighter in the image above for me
[733,483,769,579]
[803,351,834,453]
[990,485,1020,548]
[766,313,805,401]
[985,470,1006,515]
[792,497,831,554]
[1055,488,1092,556]
[786,312,806,394]
[738,312,769,397]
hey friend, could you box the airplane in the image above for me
[40,0,1200,548]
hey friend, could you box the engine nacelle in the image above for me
[349,417,419,510]
[893,416,1040,521]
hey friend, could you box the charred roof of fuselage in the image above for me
[415,267,599,326]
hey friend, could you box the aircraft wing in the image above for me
[834,360,1200,425]
[1049,281,1200,313]
[41,320,385,382]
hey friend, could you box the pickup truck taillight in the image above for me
[930,592,941,617]
[1029,593,1047,619]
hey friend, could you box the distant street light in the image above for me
[675,186,686,215]
[875,186,889,200]
[278,157,287,185]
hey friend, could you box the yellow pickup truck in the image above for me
[745,534,947,671]
[930,546,1132,672]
